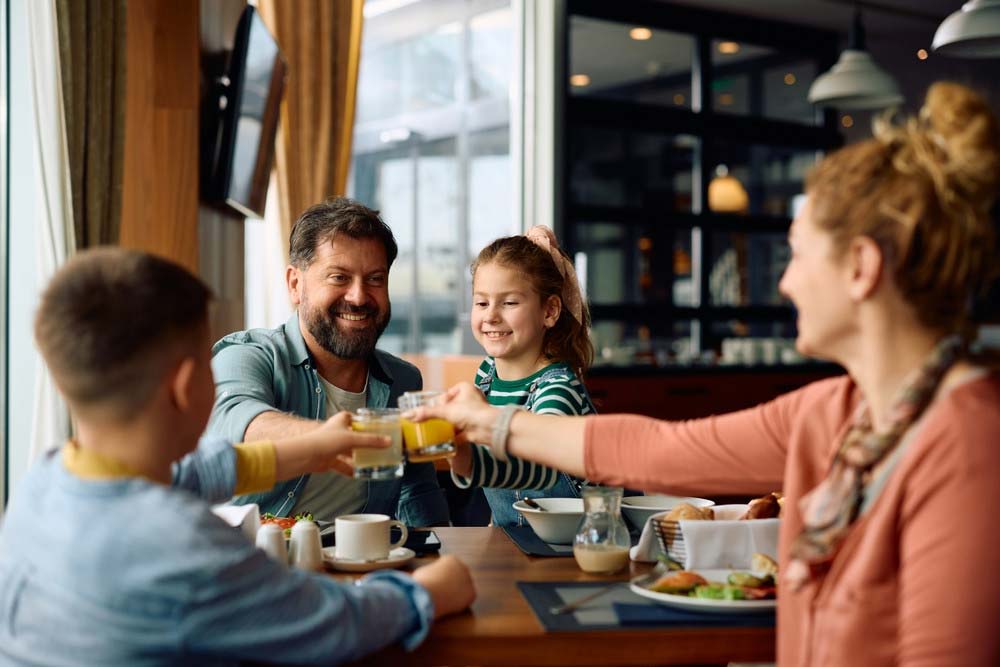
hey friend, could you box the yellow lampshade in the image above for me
[708,166,749,213]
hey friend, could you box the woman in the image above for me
[408,82,1000,666]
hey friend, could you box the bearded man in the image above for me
[208,198,449,526]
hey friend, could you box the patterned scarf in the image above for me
[786,335,964,590]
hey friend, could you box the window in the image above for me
[564,0,842,367]
[349,0,518,355]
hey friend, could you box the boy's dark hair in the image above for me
[288,197,399,269]
[34,247,212,417]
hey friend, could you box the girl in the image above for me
[450,226,596,528]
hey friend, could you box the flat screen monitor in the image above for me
[202,6,286,219]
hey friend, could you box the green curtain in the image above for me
[56,0,126,248]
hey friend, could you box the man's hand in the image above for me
[274,411,390,480]
[411,555,476,619]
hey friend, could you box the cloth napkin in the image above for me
[630,504,779,570]
[211,503,261,542]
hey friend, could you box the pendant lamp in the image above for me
[708,166,749,214]
[932,0,1000,58]
[807,10,904,110]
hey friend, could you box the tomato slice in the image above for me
[260,516,296,531]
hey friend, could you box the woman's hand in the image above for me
[274,411,390,479]
[405,382,499,447]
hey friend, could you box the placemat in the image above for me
[613,602,775,628]
[502,525,575,557]
[517,581,775,632]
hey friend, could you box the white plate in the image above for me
[629,569,776,614]
[322,547,416,573]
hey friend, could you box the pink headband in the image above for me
[524,225,585,326]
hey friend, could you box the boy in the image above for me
[0,248,474,666]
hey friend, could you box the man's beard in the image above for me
[302,297,391,360]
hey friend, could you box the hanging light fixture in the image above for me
[708,165,749,214]
[932,0,1000,58]
[807,9,903,110]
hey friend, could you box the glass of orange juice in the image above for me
[350,408,404,480]
[397,391,456,462]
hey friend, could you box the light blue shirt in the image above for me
[0,437,433,666]
[207,313,449,526]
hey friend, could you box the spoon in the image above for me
[523,497,546,511]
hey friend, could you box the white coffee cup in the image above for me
[334,513,408,561]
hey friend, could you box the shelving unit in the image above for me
[563,0,844,364]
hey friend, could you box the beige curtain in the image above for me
[55,0,126,249]
[27,0,75,461]
[259,0,364,260]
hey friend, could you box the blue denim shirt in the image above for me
[0,438,433,666]
[207,313,449,526]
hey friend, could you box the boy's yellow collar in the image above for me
[62,440,147,481]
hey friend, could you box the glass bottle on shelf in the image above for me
[572,486,631,574]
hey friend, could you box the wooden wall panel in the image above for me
[120,0,200,274]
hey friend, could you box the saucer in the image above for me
[322,547,416,573]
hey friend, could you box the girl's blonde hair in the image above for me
[472,236,594,378]
[807,82,1000,336]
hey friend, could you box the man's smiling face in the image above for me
[289,234,391,360]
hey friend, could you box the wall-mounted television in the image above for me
[201,6,286,219]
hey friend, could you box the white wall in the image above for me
[6,0,42,498]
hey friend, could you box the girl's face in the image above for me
[778,198,855,361]
[471,262,560,372]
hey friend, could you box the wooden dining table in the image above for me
[342,527,776,666]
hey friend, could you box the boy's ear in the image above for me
[543,294,561,329]
[169,356,198,412]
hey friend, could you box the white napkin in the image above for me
[629,504,779,570]
[211,503,261,542]
[629,513,664,563]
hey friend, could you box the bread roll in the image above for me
[741,493,781,520]
[664,502,714,521]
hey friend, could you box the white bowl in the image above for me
[620,495,715,531]
[512,498,584,544]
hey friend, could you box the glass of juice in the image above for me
[350,408,405,480]
[397,391,456,462]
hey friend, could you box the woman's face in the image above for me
[778,198,856,361]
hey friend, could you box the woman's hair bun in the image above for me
[878,82,1000,215]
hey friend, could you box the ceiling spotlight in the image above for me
[630,27,653,41]
[932,0,1000,58]
[569,74,591,87]
[807,10,903,110]
[916,48,929,60]
[841,115,854,128]
[784,73,797,85]
[718,41,740,55]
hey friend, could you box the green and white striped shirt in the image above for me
[451,358,594,491]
